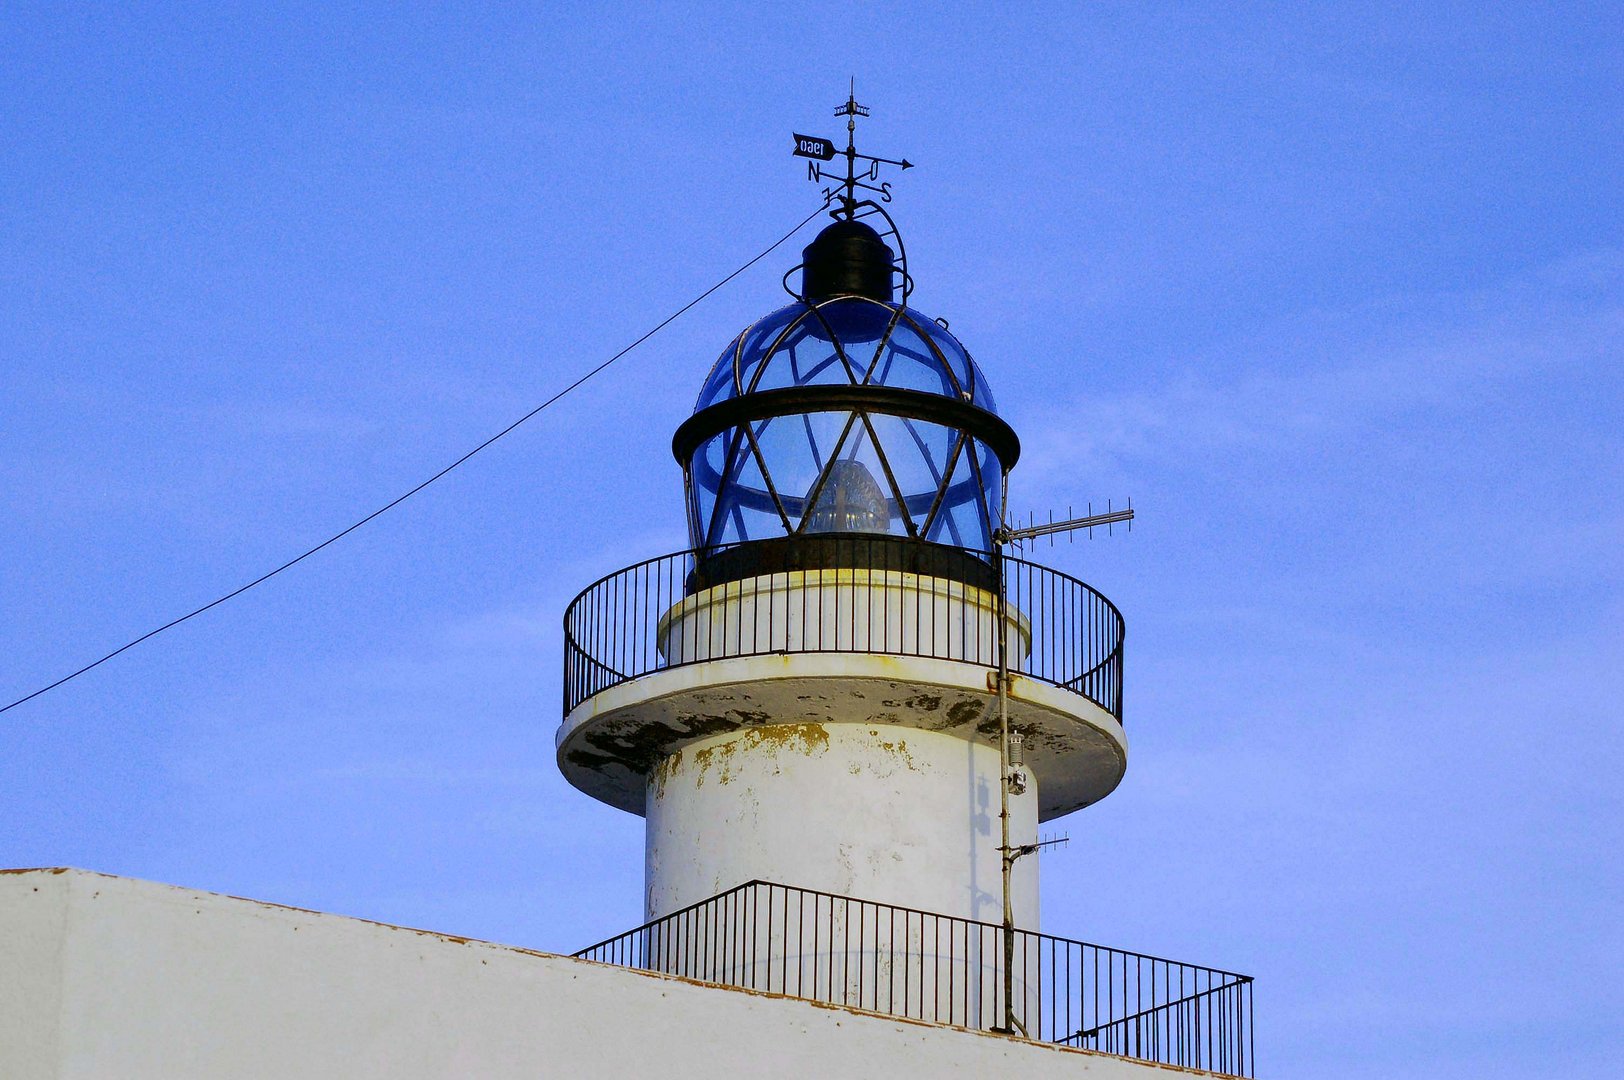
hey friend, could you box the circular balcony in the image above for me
[558,535,1126,820]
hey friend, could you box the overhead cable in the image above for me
[1,203,830,715]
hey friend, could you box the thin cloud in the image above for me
[1020,252,1624,483]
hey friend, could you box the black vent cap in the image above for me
[800,219,895,301]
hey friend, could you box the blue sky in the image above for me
[2,4,1620,1076]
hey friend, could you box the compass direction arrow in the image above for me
[855,152,913,169]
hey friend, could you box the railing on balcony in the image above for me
[562,535,1124,720]
[574,880,1253,1077]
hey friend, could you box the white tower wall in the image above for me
[643,721,1042,1027]
[645,721,1038,924]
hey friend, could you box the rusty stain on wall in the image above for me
[689,722,832,787]
[869,730,920,772]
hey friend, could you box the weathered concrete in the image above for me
[643,720,1043,1029]
[0,870,1228,1080]
[558,652,1127,820]
[645,721,1037,925]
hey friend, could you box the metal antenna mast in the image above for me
[991,501,1135,1036]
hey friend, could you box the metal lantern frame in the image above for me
[673,294,1021,560]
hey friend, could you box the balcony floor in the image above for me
[556,651,1127,820]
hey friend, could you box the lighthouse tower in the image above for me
[557,119,1128,1026]
[559,247,1126,895]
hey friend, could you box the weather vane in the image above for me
[791,81,913,218]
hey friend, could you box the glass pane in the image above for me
[812,297,897,346]
[688,431,730,545]
[930,326,996,412]
[706,423,784,545]
[757,410,854,524]
[732,307,802,398]
[696,339,740,411]
[970,438,1002,549]
[926,496,977,549]
[865,414,954,533]
[877,312,960,397]
[755,333,849,393]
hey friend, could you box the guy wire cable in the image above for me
[2,202,831,716]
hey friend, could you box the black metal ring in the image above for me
[672,385,1020,470]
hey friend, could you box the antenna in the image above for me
[1008,834,1071,861]
[990,494,1135,1036]
[998,499,1135,546]
[790,81,913,218]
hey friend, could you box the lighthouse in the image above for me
[557,109,1130,1036]
[0,95,1254,1078]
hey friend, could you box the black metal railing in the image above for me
[574,881,1253,1077]
[562,535,1124,720]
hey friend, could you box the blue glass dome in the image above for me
[695,299,997,413]
[675,294,1016,554]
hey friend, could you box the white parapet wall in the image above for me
[1,868,1226,1080]
[656,568,1029,668]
